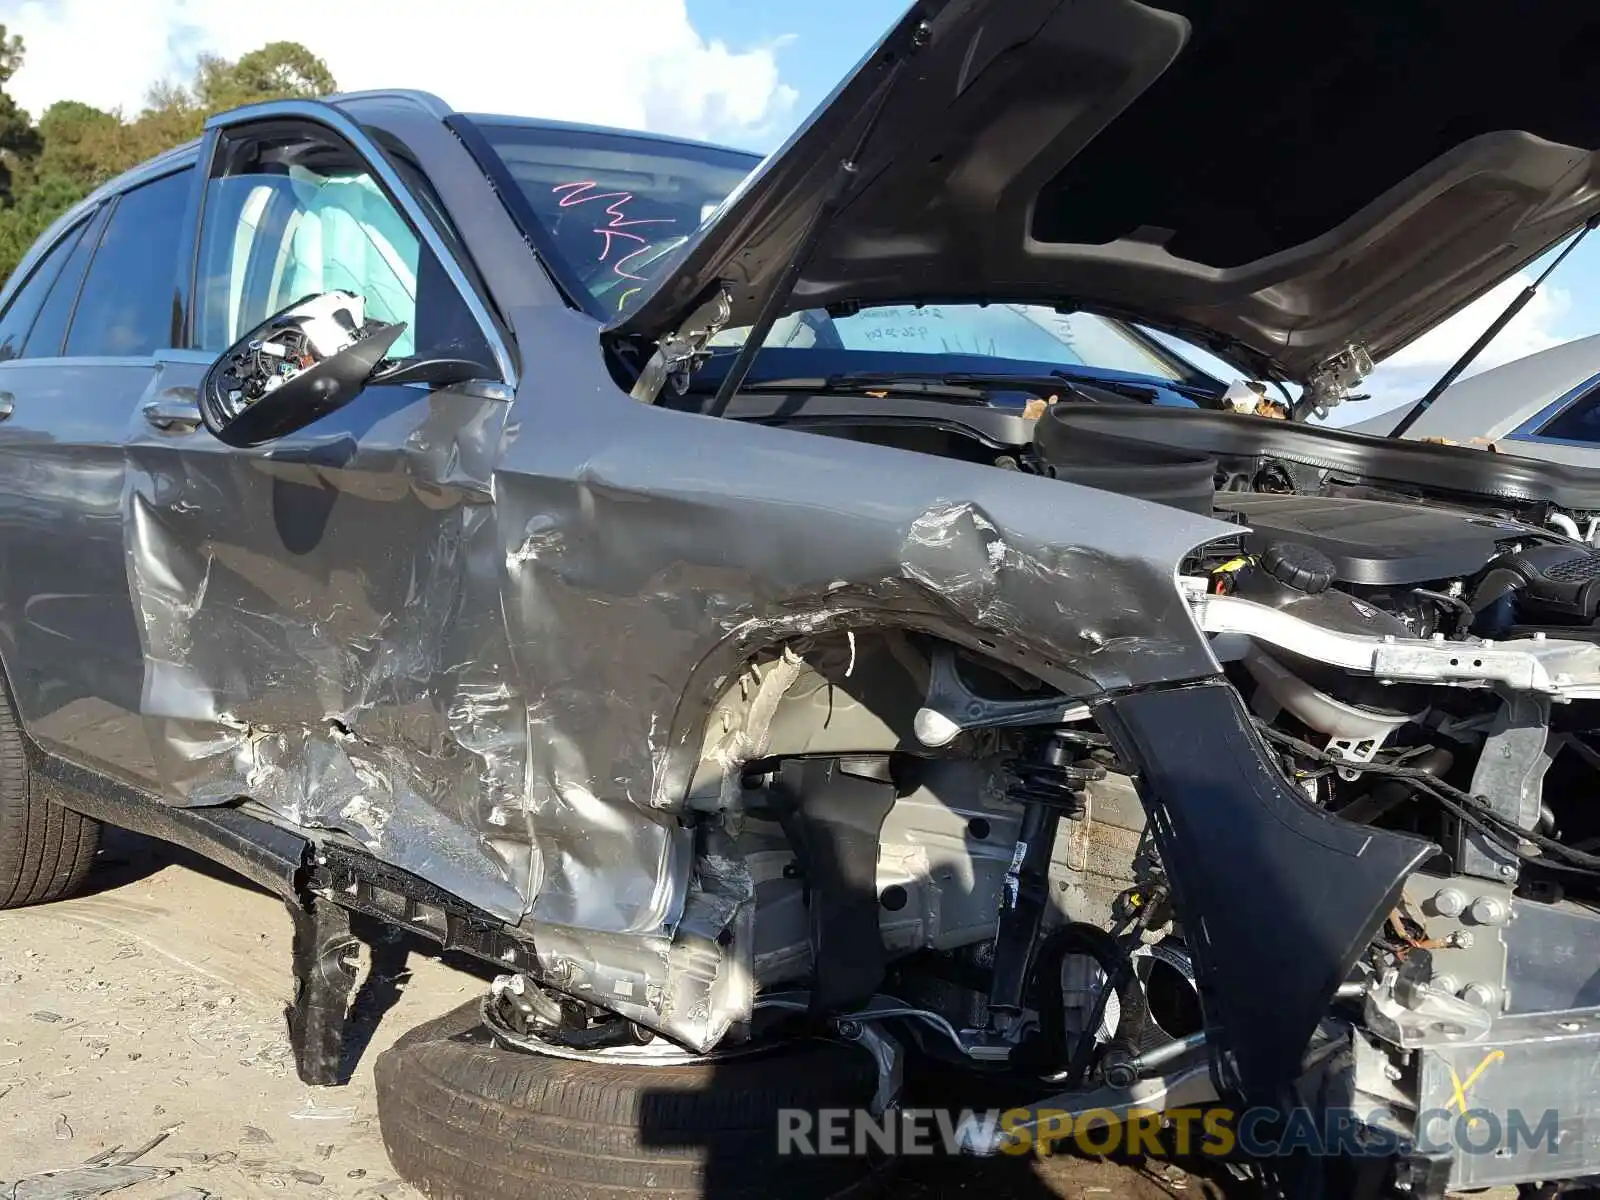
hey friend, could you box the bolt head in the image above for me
[1463,982,1502,1011]
[1469,895,1508,926]
[1432,888,1468,918]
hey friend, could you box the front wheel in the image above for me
[375,1000,885,1200]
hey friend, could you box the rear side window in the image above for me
[0,219,89,361]
[24,209,104,359]
[65,169,192,357]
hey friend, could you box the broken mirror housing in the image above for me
[200,289,407,448]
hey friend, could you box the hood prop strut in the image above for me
[702,20,933,418]
[1388,215,1599,438]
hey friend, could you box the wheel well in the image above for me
[681,628,1072,809]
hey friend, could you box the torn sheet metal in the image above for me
[498,306,1232,824]
[97,307,1230,1043]
[484,307,1233,959]
[122,375,534,920]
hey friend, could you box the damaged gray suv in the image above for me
[7,1,1600,1197]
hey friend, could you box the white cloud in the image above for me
[1354,271,1573,412]
[0,0,797,145]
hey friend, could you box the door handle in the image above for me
[142,394,202,432]
[0,392,14,421]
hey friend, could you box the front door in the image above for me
[129,113,533,919]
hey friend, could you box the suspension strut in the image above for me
[988,729,1106,1023]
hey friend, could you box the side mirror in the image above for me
[200,291,407,448]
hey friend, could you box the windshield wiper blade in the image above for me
[830,368,1181,403]
[931,370,1222,404]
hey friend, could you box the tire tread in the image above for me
[376,1002,882,1200]
[0,670,99,908]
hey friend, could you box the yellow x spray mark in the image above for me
[1447,1049,1505,1113]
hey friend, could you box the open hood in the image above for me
[613,0,1600,386]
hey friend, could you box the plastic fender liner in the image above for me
[1097,680,1434,1104]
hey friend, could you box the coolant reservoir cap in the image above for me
[1259,541,1336,594]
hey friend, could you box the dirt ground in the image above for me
[0,828,1245,1200]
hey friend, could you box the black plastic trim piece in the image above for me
[1097,681,1434,1104]
[30,750,523,978]
[443,114,606,323]
[31,752,309,898]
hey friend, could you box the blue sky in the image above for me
[686,0,906,150]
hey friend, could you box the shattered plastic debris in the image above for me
[6,1165,173,1199]
[3,1128,178,1198]
[288,1098,356,1121]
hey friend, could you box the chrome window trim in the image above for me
[1506,433,1600,451]
[203,98,517,393]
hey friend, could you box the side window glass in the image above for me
[0,219,89,361]
[193,129,492,367]
[24,207,106,359]
[65,170,190,357]
[1537,388,1600,444]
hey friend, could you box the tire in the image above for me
[0,670,99,908]
[375,1001,886,1200]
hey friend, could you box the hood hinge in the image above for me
[629,284,734,404]
[1296,343,1374,421]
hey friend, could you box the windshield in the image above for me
[711,304,1188,381]
[467,116,757,318]
[467,116,1211,391]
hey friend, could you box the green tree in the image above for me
[33,100,126,191]
[0,27,40,201]
[0,40,337,285]
[193,41,336,112]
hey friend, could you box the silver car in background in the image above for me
[1351,331,1600,468]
